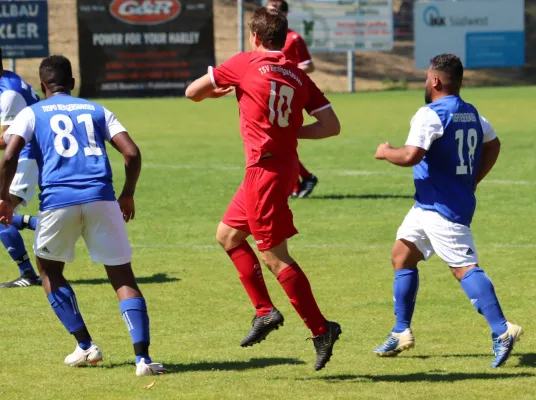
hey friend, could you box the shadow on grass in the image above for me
[406,354,489,360]
[407,353,536,368]
[101,358,305,374]
[70,273,180,285]
[299,371,535,383]
[306,194,413,200]
[518,353,536,368]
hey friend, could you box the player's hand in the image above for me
[118,194,135,223]
[375,142,392,160]
[0,199,14,226]
[209,87,234,98]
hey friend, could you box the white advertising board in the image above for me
[286,0,394,52]
[414,0,525,69]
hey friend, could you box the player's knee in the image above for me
[259,249,293,275]
[391,251,408,270]
[216,223,244,251]
[259,252,281,274]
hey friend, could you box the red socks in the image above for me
[226,244,327,336]
[277,263,327,336]
[299,161,312,179]
[226,242,273,316]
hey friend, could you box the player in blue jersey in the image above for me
[0,55,164,376]
[373,54,522,368]
[0,48,41,288]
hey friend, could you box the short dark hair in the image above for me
[250,7,288,50]
[430,54,464,84]
[268,0,289,13]
[39,55,73,92]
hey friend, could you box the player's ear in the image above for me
[40,81,46,97]
[254,32,262,48]
[432,75,441,91]
[70,78,76,91]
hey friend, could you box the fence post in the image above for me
[347,50,355,92]
[238,0,245,52]
[9,59,16,73]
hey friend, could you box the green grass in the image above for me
[1,87,536,399]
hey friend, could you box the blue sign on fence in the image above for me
[466,31,525,68]
[0,0,49,59]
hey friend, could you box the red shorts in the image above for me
[222,157,299,251]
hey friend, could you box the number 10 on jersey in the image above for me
[268,81,294,128]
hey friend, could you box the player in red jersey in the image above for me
[268,0,319,198]
[185,7,341,371]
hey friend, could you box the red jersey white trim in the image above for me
[208,66,218,88]
[309,103,332,116]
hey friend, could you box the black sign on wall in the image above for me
[77,0,215,98]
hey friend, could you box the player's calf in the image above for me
[41,259,101,366]
[106,263,164,375]
[0,224,39,286]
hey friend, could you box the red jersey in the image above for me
[282,29,312,66]
[210,51,329,167]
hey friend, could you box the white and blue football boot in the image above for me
[374,328,415,357]
[491,322,523,368]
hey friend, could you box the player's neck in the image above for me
[48,91,70,98]
[255,45,282,53]
[432,92,459,102]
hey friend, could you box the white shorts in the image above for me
[34,201,132,265]
[9,158,38,208]
[396,206,478,268]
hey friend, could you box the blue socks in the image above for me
[460,267,508,336]
[12,214,38,231]
[120,297,151,364]
[47,285,92,350]
[0,224,37,277]
[393,269,419,333]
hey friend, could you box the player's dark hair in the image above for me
[0,47,3,72]
[268,0,289,13]
[250,7,288,50]
[430,54,464,91]
[39,55,73,93]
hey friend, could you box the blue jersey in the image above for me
[406,95,497,226]
[5,94,127,211]
[0,70,40,159]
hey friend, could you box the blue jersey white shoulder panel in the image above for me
[406,95,497,226]
[4,94,127,211]
[0,70,40,159]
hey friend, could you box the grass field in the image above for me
[0,87,535,399]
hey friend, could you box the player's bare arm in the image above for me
[185,74,233,102]
[0,135,26,224]
[0,125,8,150]
[299,62,315,74]
[375,143,426,167]
[475,137,501,186]
[297,107,340,139]
[111,131,141,223]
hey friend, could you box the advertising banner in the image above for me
[77,0,215,98]
[414,0,525,69]
[0,0,49,59]
[286,0,393,52]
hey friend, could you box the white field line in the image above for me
[133,163,536,186]
[114,243,536,250]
